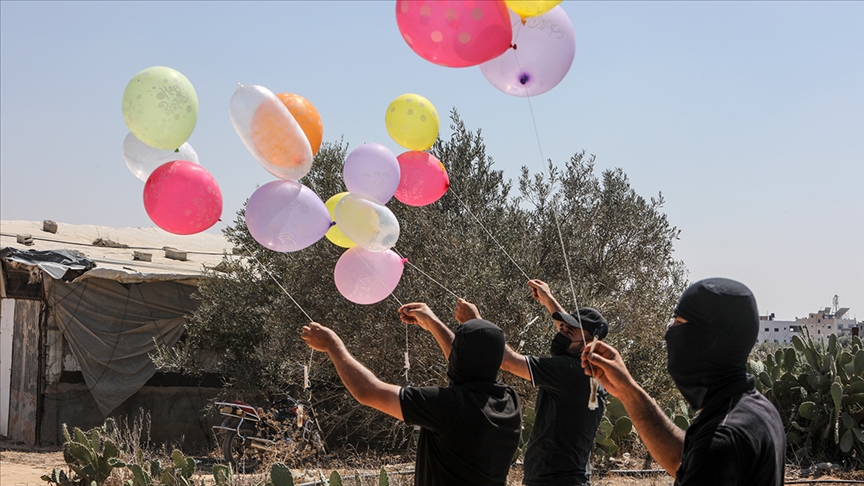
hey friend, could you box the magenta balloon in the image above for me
[245,180,331,252]
[479,6,576,96]
[394,151,450,207]
[143,160,222,235]
[334,247,405,305]
[395,0,512,68]
[343,143,400,204]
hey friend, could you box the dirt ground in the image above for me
[2,438,862,486]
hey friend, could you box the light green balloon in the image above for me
[121,66,198,150]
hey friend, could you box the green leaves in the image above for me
[753,327,864,467]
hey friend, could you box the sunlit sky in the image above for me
[2,1,862,320]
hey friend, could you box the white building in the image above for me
[757,314,799,345]
[757,296,860,345]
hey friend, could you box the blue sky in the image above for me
[2,1,862,320]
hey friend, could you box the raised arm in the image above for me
[399,303,454,360]
[301,323,403,420]
[501,344,531,380]
[582,340,684,477]
[528,279,566,315]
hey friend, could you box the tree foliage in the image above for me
[155,110,687,451]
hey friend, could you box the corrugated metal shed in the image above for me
[0,220,235,283]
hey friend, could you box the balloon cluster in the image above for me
[121,66,223,235]
[227,82,449,305]
[396,0,576,96]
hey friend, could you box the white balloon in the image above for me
[123,132,199,182]
[229,84,313,181]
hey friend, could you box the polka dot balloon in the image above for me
[385,93,439,151]
[395,0,512,68]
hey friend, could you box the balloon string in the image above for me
[393,248,461,300]
[449,189,532,281]
[347,249,411,383]
[240,243,313,322]
[511,25,599,409]
[239,242,318,402]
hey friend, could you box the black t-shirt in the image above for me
[400,383,521,486]
[675,384,785,486]
[523,355,606,486]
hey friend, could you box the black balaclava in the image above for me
[447,319,506,386]
[665,278,759,409]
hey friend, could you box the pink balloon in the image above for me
[394,151,450,206]
[143,160,222,235]
[334,247,405,305]
[395,0,512,68]
[343,143,401,204]
[480,6,576,96]
[245,180,331,252]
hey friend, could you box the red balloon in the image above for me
[143,160,222,235]
[394,151,450,206]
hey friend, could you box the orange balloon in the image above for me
[277,93,323,155]
[250,100,311,170]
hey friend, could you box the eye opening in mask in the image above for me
[668,314,688,329]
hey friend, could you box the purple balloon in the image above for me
[343,143,400,204]
[334,247,405,305]
[246,180,331,252]
[480,6,576,97]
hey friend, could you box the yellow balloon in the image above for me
[505,0,562,20]
[385,93,439,151]
[325,192,356,248]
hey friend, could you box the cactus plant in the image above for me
[378,468,390,486]
[60,423,121,485]
[594,396,634,457]
[749,330,864,466]
[267,463,292,486]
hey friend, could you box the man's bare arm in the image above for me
[302,323,403,420]
[501,344,531,381]
[399,303,454,359]
[583,341,684,476]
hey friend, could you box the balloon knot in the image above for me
[329,221,337,227]
[519,73,531,85]
[400,258,409,264]
[174,148,180,153]
[511,43,518,50]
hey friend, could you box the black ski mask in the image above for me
[665,278,759,409]
[447,319,506,387]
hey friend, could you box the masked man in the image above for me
[304,304,520,486]
[454,279,608,486]
[582,278,785,485]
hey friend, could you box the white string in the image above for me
[239,243,317,400]
[240,243,314,323]
[449,189,531,281]
[393,248,462,300]
[509,26,601,408]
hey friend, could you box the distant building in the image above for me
[757,313,799,345]
[797,306,858,341]
[757,296,860,345]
